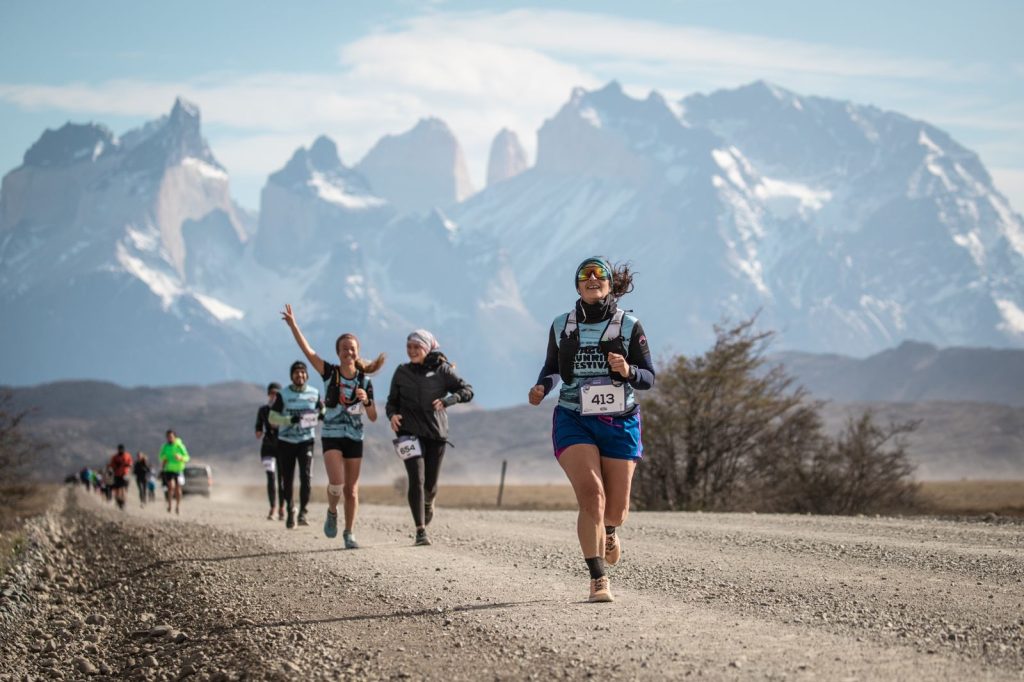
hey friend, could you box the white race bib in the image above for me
[261,457,276,473]
[346,402,365,416]
[392,436,422,460]
[298,411,319,429]
[580,377,626,416]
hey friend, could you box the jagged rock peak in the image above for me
[309,135,343,170]
[22,122,117,167]
[120,97,222,173]
[486,129,528,187]
[269,135,360,189]
[356,117,474,213]
[169,96,201,126]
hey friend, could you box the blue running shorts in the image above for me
[551,405,643,461]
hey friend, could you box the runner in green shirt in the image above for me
[159,429,190,514]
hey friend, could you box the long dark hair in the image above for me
[335,333,386,374]
[610,261,635,298]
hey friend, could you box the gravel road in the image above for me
[1,486,1022,680]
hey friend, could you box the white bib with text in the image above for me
[579,377,626,416]
[393,436,423,460]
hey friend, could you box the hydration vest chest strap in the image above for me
[563,308,625,343]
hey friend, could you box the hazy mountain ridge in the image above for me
[775,341,1024,406]
[6,345,1023,483]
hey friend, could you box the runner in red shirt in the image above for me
[108,444,133,511]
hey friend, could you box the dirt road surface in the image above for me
[1,486,1022,680]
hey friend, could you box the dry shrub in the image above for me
[633,319,918,514]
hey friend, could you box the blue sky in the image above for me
[1,0,1021,211]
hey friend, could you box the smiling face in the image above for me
[406,341,427,364]
[337,337,359,365]
[291,366,308,387]
[577,271,611,304]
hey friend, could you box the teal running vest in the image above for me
[553,309,638,413]
[322,372,371,441]
[277,384,321,444]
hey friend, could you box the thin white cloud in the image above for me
[398,9,981,82]
[0,7,1018,207]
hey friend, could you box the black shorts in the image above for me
[260,441,278,459]
[277,440,313,459]
[161,471,182,486]
[112,476,129,489]
[321,437,364,459]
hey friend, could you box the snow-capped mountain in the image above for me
[678,81,1024,352]
[453,81,1024,357]
[454,82,782,352]
[2,82,1022,405]
[0,98,263,386]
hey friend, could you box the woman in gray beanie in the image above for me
[386,329,473,546]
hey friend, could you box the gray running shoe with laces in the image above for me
[323,510,338,538]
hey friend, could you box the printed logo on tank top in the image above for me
[573,346,609,375]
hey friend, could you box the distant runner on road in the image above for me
[386,329,473,547]
[282,304,385,549]
[132,452,151,507]
[159,430,190,514]
[255,382,285,521]
[528,257,655,603]
[108,444,133,511]
[268,360,321,529]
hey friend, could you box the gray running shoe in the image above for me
[324,510,338,538]
[297,510,309,526]
[414,529,431,546]
[343,530,359,549]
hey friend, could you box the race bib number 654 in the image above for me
[393,436,422,460]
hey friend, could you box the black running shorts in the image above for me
[321,437,363,459]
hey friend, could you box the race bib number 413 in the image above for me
[580,377,626,415]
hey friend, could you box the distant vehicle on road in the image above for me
[181,465,213,497]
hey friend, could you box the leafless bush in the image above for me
[0,391,44,515]
[0,392,36,487]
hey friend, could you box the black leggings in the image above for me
[403,437,446,527]
[264,468,285,508]
[135,476,147,503]
[276,441,313,513]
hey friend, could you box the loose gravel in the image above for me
[1,486,1021,680]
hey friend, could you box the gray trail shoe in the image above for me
[323,510,338,538]
[343,529,359,549]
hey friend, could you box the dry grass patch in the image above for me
[916,480,1024,517]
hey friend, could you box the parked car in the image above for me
[181,464,213,497]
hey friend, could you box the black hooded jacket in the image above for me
[386,352,474,442]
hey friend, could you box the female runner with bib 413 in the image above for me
[528,257,655,602]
